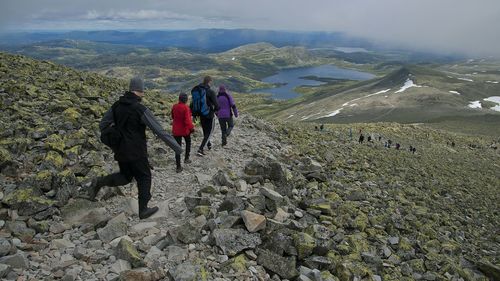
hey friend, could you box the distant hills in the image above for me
[0,29,373,52]
[256,64,500,135]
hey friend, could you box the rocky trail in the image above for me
[1,52,499,281]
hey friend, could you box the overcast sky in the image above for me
[1,0,500,57]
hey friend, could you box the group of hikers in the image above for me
[88,76,238,219]
[358,132,417,154]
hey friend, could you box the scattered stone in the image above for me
[144,246,163,264]
[0,263,11,278]
[110,259,131,274]
[120,268,165,281]
[218,196,246,213]
[477,261,500,281]
[184,196,202,211]
[176,218,204,244]
[0,252,29,269]
[294,210,304,218]
[241,210,266,232]
[166,245,188,263]
[52,239,75,249]
[50,221,69,234]
[97,222,128,243]
[0,238,12,257]
[168,261,204,281]
[6,221,35,242]
[273,208,290,223]
[212,228,262,256]
[130,221,157,234]
[213,170,235,188]
[388,236,400,245]
[260,187,284,203]
[293,232,316,259]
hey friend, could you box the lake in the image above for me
[251,65,375,100]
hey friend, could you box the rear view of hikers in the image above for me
[172,92,195,172]
[92,77,182,219]
[191,76,219,156]
[216,85,238,146]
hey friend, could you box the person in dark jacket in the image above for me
[171,92,194,172]
[216,85,238,146]
[192,76,219,156]
[88,77,182,219]
[358,134,364,144]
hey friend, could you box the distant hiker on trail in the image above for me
[412,147,417,154]
[451,141,455,147]
[384,141,388,148]
[216,85,238,147]
[378,136,382,142]
[191,76,219,156]
[315,126,318,131]
[320,124,324,131]
[358,134,365,144]
[409,145,413,152]
[367,135,372,142]
[396,143,401,150]
[90,77,182,219]
[388,139,392,148]
[172,92,195,173]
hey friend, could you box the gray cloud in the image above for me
[1,0,499,57]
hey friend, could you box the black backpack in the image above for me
[100,103,124,150]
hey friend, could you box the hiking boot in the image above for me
[176,166,183,173]
[197,150,206,157]
[139,206,159,219]
[87,178,102,201]
[207,142,212,150]
[185,158,192,164]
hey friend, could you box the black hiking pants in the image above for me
[199,116,214,151]
[98,157,152,211]
[174,135,191,167]
[218,117,234,145]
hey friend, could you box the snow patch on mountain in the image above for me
[395,79,421,93]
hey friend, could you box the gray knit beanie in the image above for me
[129,77,144,92]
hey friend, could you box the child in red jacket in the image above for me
[171,93,194,172]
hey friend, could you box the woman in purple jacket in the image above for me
[216,85,238,146]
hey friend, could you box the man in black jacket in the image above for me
[193,76,219,156]
[89,77,182,219]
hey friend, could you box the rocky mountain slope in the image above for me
[0,53,499,281]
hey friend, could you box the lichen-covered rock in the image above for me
[256,248,299,279]
[293,232,316,259]
[2,188,55,216]
[115,238,144,268]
